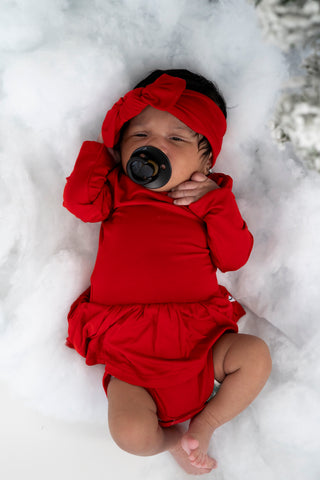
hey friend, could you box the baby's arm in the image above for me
[63,141,116,222]
[185,173,253,272]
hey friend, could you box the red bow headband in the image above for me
[102,73,227,164]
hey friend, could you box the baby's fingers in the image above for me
[169,188,195,199]
[190,172,208,182]
[171,194,199,206]
[170,180,199,192]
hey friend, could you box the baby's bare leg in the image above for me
[182,333,272,470]
[108,377,180,456]
[108,377,213,474]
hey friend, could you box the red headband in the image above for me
[102,73,227,164]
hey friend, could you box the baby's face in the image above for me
[120,106,212,192]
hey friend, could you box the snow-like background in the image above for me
[1,0,319,479]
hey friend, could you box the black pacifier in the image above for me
[126,146,172,189]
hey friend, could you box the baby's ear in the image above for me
[204,155,212,175]
[107,148,121,163]
[97,131,104,143]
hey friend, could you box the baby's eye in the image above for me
[134,133,147,137]
[171,136,184,142]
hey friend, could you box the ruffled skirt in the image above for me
[66,287,245,425]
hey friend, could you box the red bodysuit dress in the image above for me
[63,141,253,426]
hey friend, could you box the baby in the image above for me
[63,69,272,475]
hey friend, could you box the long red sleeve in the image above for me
[188,173,253,272]
[63,141,116,222]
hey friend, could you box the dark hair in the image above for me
[116,68,227,162]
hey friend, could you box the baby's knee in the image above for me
[247,335,272,377]
[225,334,272,379]
[109,412,158,456]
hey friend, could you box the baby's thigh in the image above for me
[108,377,157,418]
[107,377,159,448]
[212,332,239,383]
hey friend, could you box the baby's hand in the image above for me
[168,172,219,206]
[96,131,120,163]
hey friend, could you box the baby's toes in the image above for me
[190,451,206,467]
[189,447,200,461]
[191,452,217,470]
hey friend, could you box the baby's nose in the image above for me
[146,137,169,156]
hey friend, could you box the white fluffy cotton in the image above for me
[1,0,320,478]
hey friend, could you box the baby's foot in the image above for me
[170,442,213,475]
[181,431,217,471]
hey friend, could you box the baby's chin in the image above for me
[149,185,172,193]
[147,181,180,193]
[124,173,183,193]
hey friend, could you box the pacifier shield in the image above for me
[126,146,172,189]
